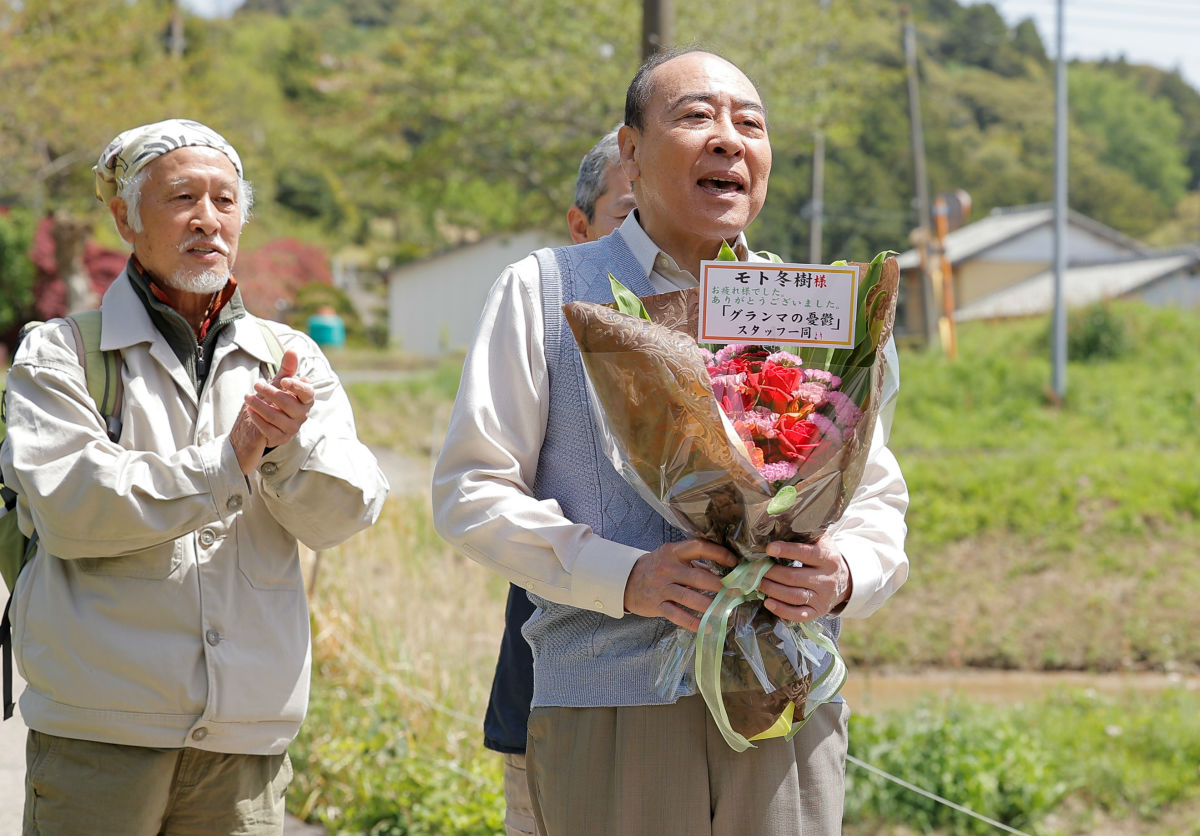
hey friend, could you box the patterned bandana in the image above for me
[93,118,243,203]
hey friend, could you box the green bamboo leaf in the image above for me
[854,253,886,346]
[608,272,651,321]
[717,240,738,261]
[756,249,783,263]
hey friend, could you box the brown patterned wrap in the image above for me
[561,257,899,740]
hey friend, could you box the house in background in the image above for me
[386,230,567,355]
[894,203,1200,336]
[955,248,1200,321]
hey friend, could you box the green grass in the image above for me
[840,302,1200,674]
[288,495,507,835]
[846,688,1200,836]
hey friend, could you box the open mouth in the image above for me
[181,239,228,257]
[698,175,745,194]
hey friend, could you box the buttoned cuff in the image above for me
[210,437,251,518]
[567,537,645,617]
[256,418,324,486]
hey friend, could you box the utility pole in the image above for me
[809,0,831,263]
[902,6,940,349]
[642,0,672,60]
[1051,0,1068,399]
[810,131,825,262]
[168,0,186,60]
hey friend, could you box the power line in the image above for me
[847,755,1035,836]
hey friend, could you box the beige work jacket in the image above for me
[0,272,388,754]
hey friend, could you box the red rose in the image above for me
[755,362,804,413]
[773,415,820,462]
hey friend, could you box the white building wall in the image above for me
[386,231,566,356]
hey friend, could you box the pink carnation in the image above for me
[802,368,841,388]
[808,412,843,447]
[825,390,862,429]
[764,350,802,367]
[759,460,800,483]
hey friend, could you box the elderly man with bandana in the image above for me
[0,119,388,835]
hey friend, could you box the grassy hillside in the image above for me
[840,301,1200,673]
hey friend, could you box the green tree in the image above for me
[1069,65,1190,211]
[0,0,180,215]
[0,208,37,348]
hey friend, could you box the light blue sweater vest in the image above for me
[522,232,840,709]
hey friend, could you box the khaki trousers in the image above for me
[23,730,292,836]
[502,752,541,836]
[526,695,848,836]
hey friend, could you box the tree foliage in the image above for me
[1,0,1197,284]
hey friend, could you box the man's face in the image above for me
[588,163,636,239]
[112,146,243,293]
[568,162,636,244]
[620,52,771,257]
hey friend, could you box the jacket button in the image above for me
[260,462,278,476]
[205,629,221,646]
[198,529,216,547]
[594,600,604,610]
[226,494,243,511]
[191,727,208,741]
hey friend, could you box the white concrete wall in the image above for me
[386,230,566,356]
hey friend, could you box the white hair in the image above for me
[118,167,255,234]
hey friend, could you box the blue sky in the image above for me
[964,0,1200,89]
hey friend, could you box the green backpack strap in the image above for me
[3,310,122,721]
[256,318,285,380]
[64,311,123,442]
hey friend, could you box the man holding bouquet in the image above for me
[434,49,908,836]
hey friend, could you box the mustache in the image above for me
[178,233,230,256]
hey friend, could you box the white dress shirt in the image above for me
[432,213,908,621]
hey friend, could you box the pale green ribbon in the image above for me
[694,558,848,752]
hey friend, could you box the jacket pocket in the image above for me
[235,517,302,591]
[77,539,181,579]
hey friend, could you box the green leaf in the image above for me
[767,485,799,514]
[717,240,738,261]
[608,272,651,321]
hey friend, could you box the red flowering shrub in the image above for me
[236,238,332,320]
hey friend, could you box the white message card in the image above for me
[698,261,861,347]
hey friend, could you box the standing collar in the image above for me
[129,256,240,341]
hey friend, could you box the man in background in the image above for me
[482,123,634,836]
[565,125,636,245]
[2,119,388,835]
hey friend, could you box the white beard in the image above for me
[163,268,230,294]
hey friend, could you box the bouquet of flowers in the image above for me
[561,249,899,751]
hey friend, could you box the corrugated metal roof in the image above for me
[896,204,1142,270]
[955,252,1199,320]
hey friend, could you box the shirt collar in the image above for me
[615,211,753,290]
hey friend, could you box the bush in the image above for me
[1065,302,1129,362]
[845,688,1200,835]
[0,208,37,350]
